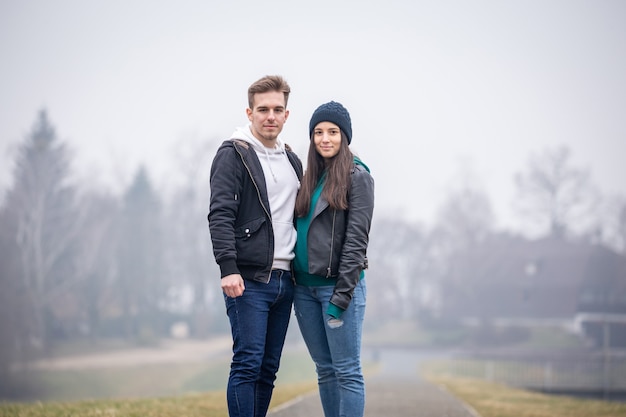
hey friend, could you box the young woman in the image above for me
[293,101,375,417]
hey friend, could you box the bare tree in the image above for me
[71,191,120,342]
[2,109,80,352]
[513,145,598,238]
[163,136,221,338]
[0,202,32,393]
[433,181,496,322]
[367,218,432,320]
[435,185,494,251]
[599,195,626,255]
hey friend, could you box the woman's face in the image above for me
[313,121,342,159]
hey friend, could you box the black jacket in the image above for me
[305,163,374,310]
[208,139,303,283]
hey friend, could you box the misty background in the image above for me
[2,0,625,230]
[1,0,626,403]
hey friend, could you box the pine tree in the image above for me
[117,166,165,342]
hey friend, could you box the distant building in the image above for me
[440,234,626,347]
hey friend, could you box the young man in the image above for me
[208,75,302,417]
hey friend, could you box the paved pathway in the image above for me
[29,337,480,415]
[269,348,481,417]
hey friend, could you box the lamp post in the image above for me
[602,312,611,400]
[523,261,537,302]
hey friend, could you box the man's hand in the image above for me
[221,274,245,298]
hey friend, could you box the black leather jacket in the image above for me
[305,163,374,310]
[208,139,303,283]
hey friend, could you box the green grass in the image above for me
[0,392,228,417]
[520,326,587,348]
[426,374,626,417]
[5,353,626,417]
[7,366,625,417]
[0,348,318,417]
[0,381,317,417]
[423,356,626,417]
[2,324,608,416]
[6,360,231,402]
[422,357,626,392]
[5,349,316,403]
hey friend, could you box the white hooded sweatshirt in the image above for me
[230,125,300,271]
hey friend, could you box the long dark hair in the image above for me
[295,131,353,217]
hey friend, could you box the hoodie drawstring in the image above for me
[262,146,278,183]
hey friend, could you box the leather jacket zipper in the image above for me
[234,144,273,284]
[326,209,336,278]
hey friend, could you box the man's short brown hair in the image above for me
[247,75,291,109]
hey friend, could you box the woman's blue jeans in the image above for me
[224,270,294,417]
[293,279,366,417]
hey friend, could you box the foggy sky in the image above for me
[1,0,625,231]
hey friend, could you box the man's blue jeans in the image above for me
[293,279,366,417]
[224,270,294,417]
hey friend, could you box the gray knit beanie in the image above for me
[308,101,352,144]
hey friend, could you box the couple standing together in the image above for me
[208,74,375,417]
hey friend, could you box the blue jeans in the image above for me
[293,279,366,417]
[224,269,294,417]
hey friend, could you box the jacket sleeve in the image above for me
[329,167,375,311]
[208,144,241,278]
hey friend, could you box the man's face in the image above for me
[247,91,289,145]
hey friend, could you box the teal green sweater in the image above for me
[294,158,368,319]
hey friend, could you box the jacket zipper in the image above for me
[326,209,336,278]
[234,144,273,284]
